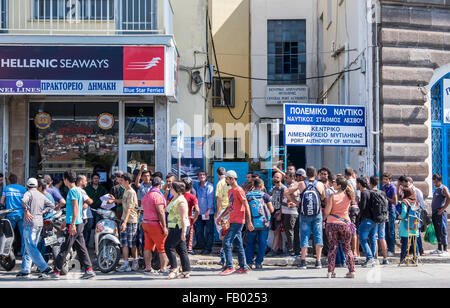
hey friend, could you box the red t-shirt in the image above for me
[228,186,247,224]
[183,192,198,225]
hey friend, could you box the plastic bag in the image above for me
[424,223,438,245]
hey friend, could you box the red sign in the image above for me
[123,46,165,89]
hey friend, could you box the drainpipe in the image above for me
[374,0,381,178]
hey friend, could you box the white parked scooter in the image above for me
[92,208,121,273]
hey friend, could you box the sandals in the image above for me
[167,270,190,279]
[167,270,179,279]
[327,272,336,279]
[345,272,355,279]
[177,272,191,279]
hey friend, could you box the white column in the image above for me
[155,96,170,175]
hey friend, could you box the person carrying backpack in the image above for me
[358,176,389,268]
[399,187,420,263]
[244,178,274,269]
[287,166,325,269]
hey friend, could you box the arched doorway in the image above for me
[431,70,450,187]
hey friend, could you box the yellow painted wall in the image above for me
[209,0,251,157]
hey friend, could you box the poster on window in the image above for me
[444,79,450,124]
[170,137,204,180]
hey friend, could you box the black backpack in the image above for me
[369,190,389,223]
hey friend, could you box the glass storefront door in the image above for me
[29,102,119,179]
[123,103,155,174]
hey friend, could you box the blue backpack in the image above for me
[246,190,271,230]
[404,200,421,232]
[300,180,321,216]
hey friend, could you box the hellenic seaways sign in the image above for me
[0,46,165,95]
[283,104,367,147]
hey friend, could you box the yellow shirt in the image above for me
[121,188,139,224]
[215,178,229,210]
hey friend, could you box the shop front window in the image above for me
[29,102,119,179]
[125,105,155,145]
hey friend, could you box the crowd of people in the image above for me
[0,163,448,280]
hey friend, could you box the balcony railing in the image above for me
[0,0,173,35]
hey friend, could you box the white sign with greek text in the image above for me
[266,86,308,105]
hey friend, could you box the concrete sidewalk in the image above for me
[188,250,450,267]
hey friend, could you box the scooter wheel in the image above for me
[1,251,16,272]
[97,241,121,273]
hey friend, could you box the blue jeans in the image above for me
[385,207,397,253]
[7,215,24,254]
[400,236,418,262]
[223,223,248,270]
[21,226,51,274]
[300,214,323,248]
[194,214,215,251]
[245,228,269,265]
[359,219,378,261]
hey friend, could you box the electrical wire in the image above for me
[215,67,361,82]
[208,12,249,121]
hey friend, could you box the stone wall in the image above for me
[379,0,450,196]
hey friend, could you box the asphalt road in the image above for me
[0,263,449,288]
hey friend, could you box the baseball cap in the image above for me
[296,168,306,177]
[225,170,238,179]
[26,178,38,188]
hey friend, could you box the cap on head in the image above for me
[27,178,38,188]
[225,170,238,179]
[296,168,306,177]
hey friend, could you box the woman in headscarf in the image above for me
[399,187,420,263]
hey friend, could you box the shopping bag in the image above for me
[424,223,438,245]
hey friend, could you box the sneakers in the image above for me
[297,259,307,269]
[234,268,250,274]
[374,259,381,266]
[362,259,376,268]
[131,260,139,272]
[382,258,390,265]
[315,260,322,269]
[16,272,30,279]
[219,268,236,275]
[266,251,277,257]
[429,249,441,255]
[80,270,96,280]
[255,264,263,270]
[439,251,449,257]
[188,250,196,255]
[38,268,54,280]
[387,251,395,257]
[117,263,132,272]
[47,272,60,280]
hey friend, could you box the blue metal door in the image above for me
[431,73,450,187]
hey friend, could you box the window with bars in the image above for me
[431,73,450,189]
[33,0,114,20]
[268,19,306,85]
[212,77,235,107]
[120,0,157,32]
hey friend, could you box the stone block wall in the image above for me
[379,0,450,196]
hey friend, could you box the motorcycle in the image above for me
[0,208,17,271]
[41,209,77,275]
[92,208,121,273]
